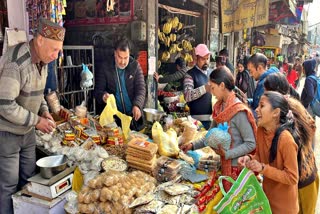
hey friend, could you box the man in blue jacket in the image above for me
[247,53,279,116]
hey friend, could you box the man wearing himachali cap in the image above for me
[183,44,212,129]
[0,17,65,214]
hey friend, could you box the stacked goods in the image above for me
[78,171,157,214]
[105,126,124,145]
[153,156,181,182]
[197,159,221,172]
[126,138,158,173]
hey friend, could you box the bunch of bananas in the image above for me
[171,17,179,29]
[177,22,183,31]
[162,22,172,35]
[169,33,177,42]
[169,44,177,54]
[158,31,166,42]
[161,51,171,62]
[184,53,193,63]
[182,40,193,52]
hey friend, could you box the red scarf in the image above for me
[212,92,257,190]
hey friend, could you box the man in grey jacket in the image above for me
[0,18,65,214]
[94,37,146,130]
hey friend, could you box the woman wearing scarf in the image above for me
[235,58,255,99]
[181,66,256,191]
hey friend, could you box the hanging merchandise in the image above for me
[26,0,66,35]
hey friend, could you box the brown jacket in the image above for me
[254,128,299,214]
[94,56,146,114]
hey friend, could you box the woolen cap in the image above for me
[37,17,65,41]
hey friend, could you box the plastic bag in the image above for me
[115,110,132,140]
[72,167,84,193]
[99,94,118,126]
[179,121,197,145]
[80,64,93,88]
[205,122,231,150]
[152,122,179,158]
[99,94,132,140]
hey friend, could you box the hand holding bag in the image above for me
[214,167,272,214]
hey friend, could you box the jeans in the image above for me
[0,129,36,214]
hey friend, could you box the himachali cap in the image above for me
[37,17,66,41]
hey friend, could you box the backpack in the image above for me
[309,75,320,117]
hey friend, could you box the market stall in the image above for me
[16,91,228,214]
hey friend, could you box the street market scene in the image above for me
[0,0,320,213]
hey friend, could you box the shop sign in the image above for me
[221,0,269,33]
[65,0,133,26]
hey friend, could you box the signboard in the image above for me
[221,0,269,33]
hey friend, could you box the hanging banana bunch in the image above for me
[158,32,166,43]
[182,40,193,52]
[161,51,171,62]
[177,22,184,31]
[170,33,177,42]
[171,17,179,29]
[165,36,171,47]
[184,53,193,64]
[169,44,178,54]
[163,22,172,35]
[176,43,183,52]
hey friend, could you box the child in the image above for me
[235,58,255,99]
[238,91,299,214]
[181,67,256,191]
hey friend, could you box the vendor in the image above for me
[183,44,212,129]
[154,57,188,91]
[94,37,146,131]
[0,17,65,214]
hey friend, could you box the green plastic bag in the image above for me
[214,168,272,214]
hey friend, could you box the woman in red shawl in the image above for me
[181,66,257,191]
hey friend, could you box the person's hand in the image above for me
[154,72,160,82]
[245,159,264,173]
[214,144,226,157]
[132,106,141,121]
[205,84,211,93]
[36,117,56,133]
[238,155,251,167]
[180,143,193,153]
[102,93,109,103]
[41,111,55,125]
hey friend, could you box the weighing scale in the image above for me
[26,166,75,199]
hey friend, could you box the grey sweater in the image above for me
[0,42,48,135]
[193,111,256,166]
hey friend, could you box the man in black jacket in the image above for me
[94,37,146,130]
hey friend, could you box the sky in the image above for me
[305,0,320,26]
